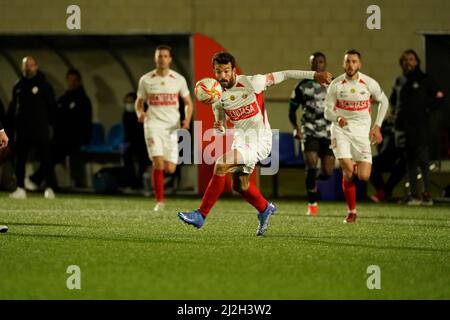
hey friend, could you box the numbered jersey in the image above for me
[137,69,190,131]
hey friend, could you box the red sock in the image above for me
[240,183,268,213]
[199,175,226,217]
[152,169,164,202]
[342,177,356,212]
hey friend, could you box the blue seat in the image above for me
[277,132,304,166]
[81,123,105,152]
[81,123,125,154]
[106,123,125,152]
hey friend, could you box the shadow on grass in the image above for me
[0,222,84,227]
[4,231,199,246]
[279,214,450,223]
[269,234,450,254]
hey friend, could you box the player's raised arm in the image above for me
[249,70,332,92]
[271,70,333,86]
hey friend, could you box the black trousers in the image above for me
[30,141,80,188]
[15,138,53,189]
[405,145,430,196]
[123,143,150,188]
[370,148,406,197]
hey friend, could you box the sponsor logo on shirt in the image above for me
[335,99,371,111]
[224,101,259,121]
[147,93,178,106]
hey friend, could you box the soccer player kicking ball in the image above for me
[178,52,332,236]
[324,49,389,223]
[135,45,193,211]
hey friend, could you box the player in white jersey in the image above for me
[135,45,193,211]
[324,49,389,223]
[179,51,332,236]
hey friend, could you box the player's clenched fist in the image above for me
[314,71,333,85]
[337,116,348,128]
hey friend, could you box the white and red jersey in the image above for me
[325,72,388,137]
[212,74,275,133]
[137,69,190,130]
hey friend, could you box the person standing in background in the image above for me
[8,56,56,199]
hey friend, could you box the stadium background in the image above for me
[0,0,449,196]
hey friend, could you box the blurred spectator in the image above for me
[27,68,92,192]
[122,92,149,188]
[369,114,406,202]
[8,56,56,199]
[391,49,445,206]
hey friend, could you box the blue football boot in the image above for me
[178,210,205,229]
[256,202,276,236]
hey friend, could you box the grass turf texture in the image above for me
[1,192,449,299]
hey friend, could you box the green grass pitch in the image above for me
[1,192,449,299]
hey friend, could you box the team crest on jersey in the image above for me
[230,95,236,101]
[350,88,356,94]
[32,86,39,94]
[160,81,165,86]
[413,82,419,89]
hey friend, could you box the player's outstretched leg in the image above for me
[232,173,276,236]
[178,174,226,229]
[256,202,277,236]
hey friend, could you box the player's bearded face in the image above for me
[401,53,418,73]
[214,63,236,89]
[343,54,361,78]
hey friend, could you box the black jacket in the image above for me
[9,71,56,141]
[54,86,92,146]
[0,98,4,130]
[390,68,442,147]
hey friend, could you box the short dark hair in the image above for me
[212,51,236,69]
[345,49,361,59]
[66,68,81,80]
[124,92,137,100]
[311,52,326,60]
[399,49,421,67]
[156,45,172,56]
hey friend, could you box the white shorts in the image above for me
[144,125,179,164]
[331,128,372,164]
[230,130,272,174]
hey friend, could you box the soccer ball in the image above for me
[194,77,222,104]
